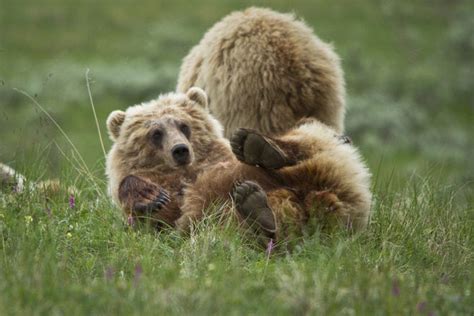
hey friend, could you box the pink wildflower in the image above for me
[134,263,143,286]
[416,301,427,313]
[69,194,75,209]
[127,214,135,226]
[392,278,400,297]
[266,238,274,257]
[104,266,115,281]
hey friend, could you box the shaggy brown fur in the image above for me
[177,7,346,137]
[106,88,371,245]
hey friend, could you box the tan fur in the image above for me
[106,89,371,242]
[177,7,346,137]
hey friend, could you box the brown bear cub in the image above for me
[178,7,346,137]
[106,88,371,245]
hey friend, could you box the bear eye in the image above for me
[179,123,191,138]
[150,129,163,146]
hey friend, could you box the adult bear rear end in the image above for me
[177,7,346,137]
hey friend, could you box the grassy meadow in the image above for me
[0,0,473,315]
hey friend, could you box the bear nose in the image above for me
[171,144,190,165]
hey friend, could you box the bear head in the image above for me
[106,87,224,170]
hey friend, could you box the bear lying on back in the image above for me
[106,88,371,244]
[178,7,346,137]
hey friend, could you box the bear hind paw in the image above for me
[230,128,292,169]
[232,181,276,239]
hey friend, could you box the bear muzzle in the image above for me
[171,144,191,166]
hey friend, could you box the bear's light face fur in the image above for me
[105,88,229,206]
[108,105,198,169]
[107,88,223,170]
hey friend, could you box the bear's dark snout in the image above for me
[172,144,190,165]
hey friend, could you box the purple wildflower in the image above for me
[266,238,274,258]
[105,266,115,281]
[391,278,400,297]
[127,214,135,227]
[134,263,143,286]
[69,194,75,209]
[44,206,52,218]
[416,301,427,313]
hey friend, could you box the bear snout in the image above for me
[171,144,190,165]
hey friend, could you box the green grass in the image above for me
[0,0,473,314]
[0,171,472,315]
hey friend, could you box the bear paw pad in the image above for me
[230,128,290,169]
[232,181,276,238]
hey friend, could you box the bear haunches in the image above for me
[177,7,346,137]
[106,88,371,244]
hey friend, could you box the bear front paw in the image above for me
[119,175,171,215]
[134,188,170,213]
[230,128,291,169]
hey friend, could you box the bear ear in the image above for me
[186,87,208,108]
[106,110,126,141]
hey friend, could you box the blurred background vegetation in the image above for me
[0,0,473,189]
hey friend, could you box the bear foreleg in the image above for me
[119,175,170,219]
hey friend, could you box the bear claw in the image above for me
[153,189,170,207]
[134,189,170,212]
[232,181,276,238]
[230,128,291,169]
